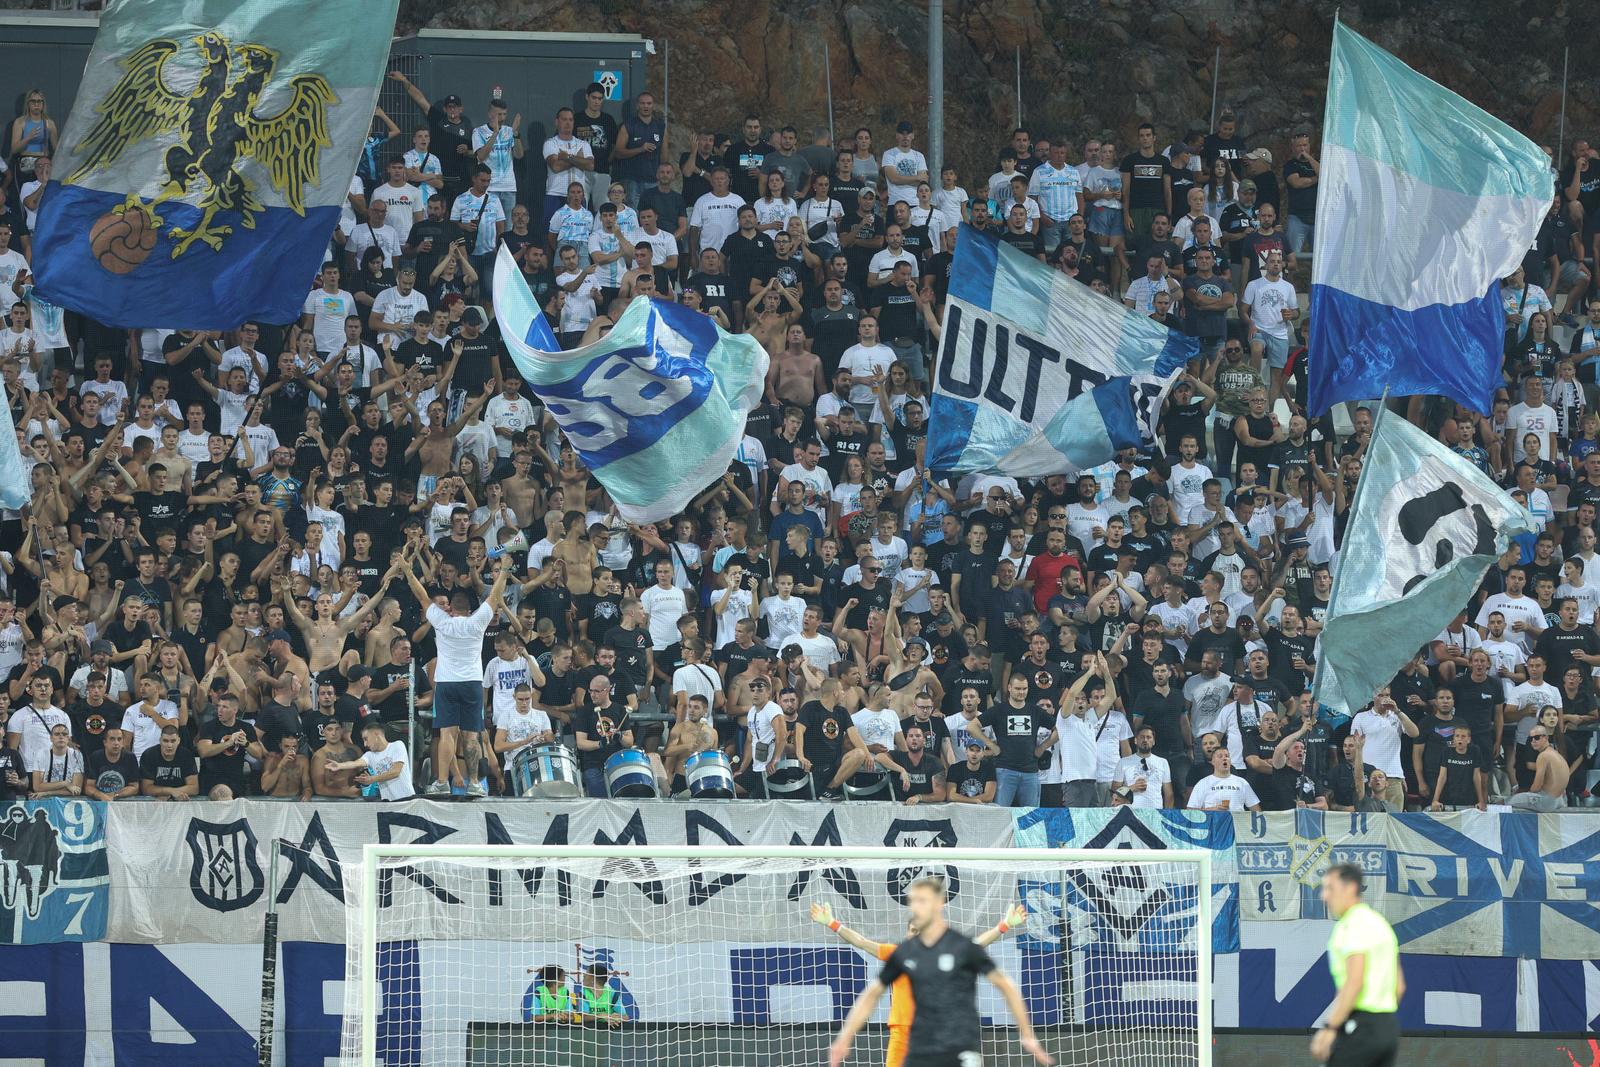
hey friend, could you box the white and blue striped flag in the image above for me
[1306,22,1550,415]
[492,246,769,523]
[925,225,1196,476]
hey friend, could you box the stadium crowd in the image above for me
[0,76,1594,812]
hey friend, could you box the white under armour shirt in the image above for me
[427,602,494,682]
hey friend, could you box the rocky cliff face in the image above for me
[399,0,1599,180]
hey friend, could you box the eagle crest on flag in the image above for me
[66,33,336,258]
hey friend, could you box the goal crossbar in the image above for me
[354,843,1214,1067]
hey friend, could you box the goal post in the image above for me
[343,843,1213,1067]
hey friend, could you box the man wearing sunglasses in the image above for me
[1509,726,1570,811]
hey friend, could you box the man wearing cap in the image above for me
[879,122,929,210]
[264,629,312,708]
[1240,147,1280,214]
[69,640,128,706]
[739,674,788,798]
[1219,180,1260,270]
[946,739,998,803]
[389,72,473,206]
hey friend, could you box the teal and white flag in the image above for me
[1316,412,1535,717]
[493,246,769,523]
[0,378,28,510]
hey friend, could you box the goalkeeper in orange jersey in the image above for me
[811,899,1029,1067]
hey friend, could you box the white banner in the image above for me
[106,799,1019,944]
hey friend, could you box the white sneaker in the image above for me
[466,780,488,798]
[425,780,450,795]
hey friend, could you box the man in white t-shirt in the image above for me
[542,106,594,230]
[671,641,725,720]
[793,606,843,673]
[1475,569,1544,653]
[1476,611,1527,698]
[689,167,746,254]
[741,678,789,796]
[1240,249,1300,406]
[777,441,834,523]
[482,631,545,723]
[485,373,539,452]
[639,560,689,651]
[492,683,554,773]
[325,719,415,801]
[760,574,807,651]
[1185,747,1261,810]
[1505,375,1558,465]
[879,121,929,208]
[866,226,919,287]
[1112,726,1173,808]
[369,265,431,343]
[0,222,29,312]
[1505,653,1561,744]
[471,99,524,218]
[404,558,508,796]
[368,159,425,246]
[219,322,269,394]
[838,317,894,410]
[1348,689,1418,808]
[300,263,356,355]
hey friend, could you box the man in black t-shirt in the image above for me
[139,726,198,799]
[573,678,633,798]
[1450,650,1506,763]
[0,708,24,800]
[798,692,852,788]
[601,600,652,696]
[981,676,1052,807]
[945,741,997,803]
[897,724,946,803]
[85,726,141,801]
[197,696,264,799]
[1430,725,1487,811]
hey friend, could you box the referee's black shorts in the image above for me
[1329,1010,1400,1067]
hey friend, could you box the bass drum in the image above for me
[511,744,582,798]
[605,749,658,799]
[685,751,735,798]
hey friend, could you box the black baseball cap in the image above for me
[443,94,463,106]
[895,120,914,134]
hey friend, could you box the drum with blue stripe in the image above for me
[605,749,657,798]
[685,751,735,798]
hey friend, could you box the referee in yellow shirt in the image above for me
[1312,863,1403,1066]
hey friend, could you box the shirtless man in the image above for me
[765,324,825,408]
[499,450,545,529]
[745,277,804,356]
[552,511,598,597]
[1510,725,1571,811]
[281,564,396,677]
[557,447,595,510]
[405,382,492,498]
[363,597,405,669]
[260,734,313,799]
[663,692,719,787]
[310,718,362,797]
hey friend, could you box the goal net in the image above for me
[338,844,1211,1067]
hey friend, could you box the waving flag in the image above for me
[1315,410,1535,718]
[925,225,1196,476]
[1306,22,1549,416]
[493,246,769,523]
[30,0,399,329]
[0,378,29,510]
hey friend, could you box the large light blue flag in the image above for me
[1307,22,1549,416]
[0,379,27,510]
[925,225,1196,476]
[31,0,399,329]
[492,246,769,523]
[1316,411,1535,718]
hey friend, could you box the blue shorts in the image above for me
[432,681,484,733]
[1258,331,1290,370]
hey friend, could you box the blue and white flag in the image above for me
[31,0,399,329]
[1316,411,1535,718]
[493,246,769,524]
[925,225,1196,476]
[1307,22,1550,416]
[0,378,29,510]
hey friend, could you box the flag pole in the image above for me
[1307,385,1388,716]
